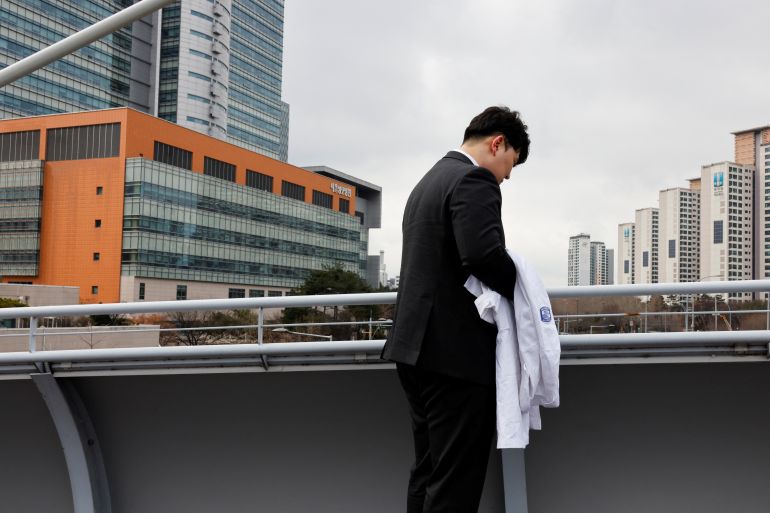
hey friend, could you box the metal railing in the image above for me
[1,281,769,377]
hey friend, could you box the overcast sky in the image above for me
[282,0,770,287]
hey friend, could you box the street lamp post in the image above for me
[271,328,332,341]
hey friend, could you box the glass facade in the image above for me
[121,158,363,289]
[0,160,43,276]
[0,0,150,119]
[2,0,288,161]
[227,0,285,159]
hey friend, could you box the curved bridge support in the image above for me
[31,373,111,513]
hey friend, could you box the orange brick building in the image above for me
[0,109,380,303]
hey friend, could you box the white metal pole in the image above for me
[0,0,176,88]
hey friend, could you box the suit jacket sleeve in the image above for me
[450,168,517,299]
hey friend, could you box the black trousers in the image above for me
[396,362,496,513]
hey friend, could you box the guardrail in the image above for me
[1,281,769,377]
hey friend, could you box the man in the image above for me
[382,106,530,513]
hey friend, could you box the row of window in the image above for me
[150,140,348,212]
[117,179,351,240]
[46,123,120,161]
[135,282,283,301]
[121,249,312,281]
[122,215,359,263]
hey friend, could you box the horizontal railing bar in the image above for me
[0,331,768,365]
[1,280,768,320]
[548,280,770,298]
[562,346,767,358]
[0,320,393,339]
[0,340,385,364]
[0,293,397,320]
[559,330,768,348]
[556,309,767,319]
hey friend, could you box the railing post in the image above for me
[258,307,264,345]
[258,307,268,370]
[29,316,38,353]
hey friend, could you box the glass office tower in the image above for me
[0,0,155,117]
[156,0,289,161]
[1,0,289,161]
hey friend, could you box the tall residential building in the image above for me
[568,233,591,286]
[0,109,378,303]
[1,0,289,161]
[590,241,608,285]
[658,180,700,283]
[617,222,635,284]
[634,208,659,284]
[733,125,770,286]
[700,161,754,299]
[568,234,610,286]
[606,249,614,285]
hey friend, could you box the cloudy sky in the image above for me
[282,0,770,287]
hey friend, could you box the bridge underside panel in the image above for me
[0,379,74,512]
[0,369,504,513]
[526,362,770,513]
[2,363,770,513]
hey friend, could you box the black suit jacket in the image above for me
[382,151,517,385]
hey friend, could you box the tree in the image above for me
[160,309,260,346]
[281,264,384,340]
[0,297,26,328]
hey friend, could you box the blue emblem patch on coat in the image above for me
[539,307,552,323]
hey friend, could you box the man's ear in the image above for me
[490,135,505,156]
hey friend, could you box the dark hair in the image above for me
[463,106,530,165]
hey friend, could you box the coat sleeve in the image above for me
[450,168,517,299]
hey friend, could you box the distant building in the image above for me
[617,222,635,284]
[568,234,610,286]
[366,250,387,289]
[590,241,608,285]
[634,208,659,284]
[304,166,382,282]
[1,0,290,161]
[658,180,700,283]
[700,161,753,299]
[568,234,591,286]
[733,125,770,290]
[606,249,614,285]
[0,108,379,303]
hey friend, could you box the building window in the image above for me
[714,220,724,244]
[204,156,236,182]
[93,252,100,261]
[91,286,99,295]
[139,282,145,300]
[96,186,103,195]
[154,141,192,170]
[267,290,283,297]
[624,260,629,274]
[339,198,350,214]
[0,130,40,162]
[46,123,120,161]
[281,181,305,201]
[246,170,273,192]
[176,285,187,300]
[95,219,102,228]
[668,240,675,258]
[312,190,333,209]
[228,288,245,298]
[642,251,649,267]
[355,211,365,225]
[249,289,264,297]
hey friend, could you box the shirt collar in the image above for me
[454,148,479,167]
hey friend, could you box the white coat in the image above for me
[465,251,560,449]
